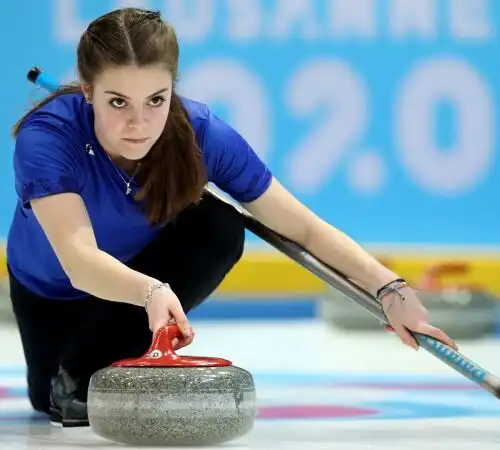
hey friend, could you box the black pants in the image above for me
[8,195,245,414]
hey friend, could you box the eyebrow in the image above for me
[103,88,170,99]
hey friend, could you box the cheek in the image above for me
[95,107,124,133]
[150,107,170,134]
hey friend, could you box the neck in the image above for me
[110,154,140,174]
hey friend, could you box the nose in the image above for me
[128,108,147,129]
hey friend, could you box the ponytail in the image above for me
[12,84,82,137]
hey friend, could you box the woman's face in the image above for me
[87,63,173,163]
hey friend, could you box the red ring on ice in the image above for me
[257,404,379,419]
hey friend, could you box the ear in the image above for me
[80,84,92,103]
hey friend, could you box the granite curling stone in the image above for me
[87,324,256,446]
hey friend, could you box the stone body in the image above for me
[88,365,256,446]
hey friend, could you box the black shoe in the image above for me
[50,367,89,427]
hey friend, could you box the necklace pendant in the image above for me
[126,185,131,195]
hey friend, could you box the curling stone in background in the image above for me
[0,276,14,322]
[416,263,499,339]
[87,325,256,446]
[321,262,500,340]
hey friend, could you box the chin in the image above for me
[122,150,149,160]
[119,140,156,160]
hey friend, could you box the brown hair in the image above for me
[13,7,207,225]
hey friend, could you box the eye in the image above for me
[109,98,127,109]
[148,96,165,107]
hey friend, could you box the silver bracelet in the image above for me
[376,279,408,303]
[376,279,409,321]
[144,282,171,312]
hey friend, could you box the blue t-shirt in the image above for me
[7,92,272,300]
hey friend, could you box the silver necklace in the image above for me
[106,154,141,196]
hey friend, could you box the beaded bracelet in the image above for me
[144,282,171,312]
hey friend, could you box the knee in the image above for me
[203,196,245,266]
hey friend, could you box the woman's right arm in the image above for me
[30,192,193,340]
[31,192,155,304]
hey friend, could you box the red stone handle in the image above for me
[112,324,232,368]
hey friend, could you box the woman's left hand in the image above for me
[381,285,458,351]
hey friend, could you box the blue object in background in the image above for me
[1,1,499,246]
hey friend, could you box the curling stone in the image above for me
[416,262,499,339]
[321,262,499,339]
[87,325,256,446]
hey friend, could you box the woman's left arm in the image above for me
[243,177,458,351]
[242,177,398,294]
[201,107,456,350]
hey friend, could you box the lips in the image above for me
[123,137,149,143]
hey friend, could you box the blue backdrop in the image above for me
[1,1,499,246]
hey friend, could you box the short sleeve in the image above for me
[201,110,272,203]
[14,122,84,208]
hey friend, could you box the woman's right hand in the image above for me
[145,284,194,350]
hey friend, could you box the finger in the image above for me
[417,323,458,350]
[392,323,419,350]
[173,333,194,350]
[169,303,193,339]
[151,312,173,335]
[152,318,168,335]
